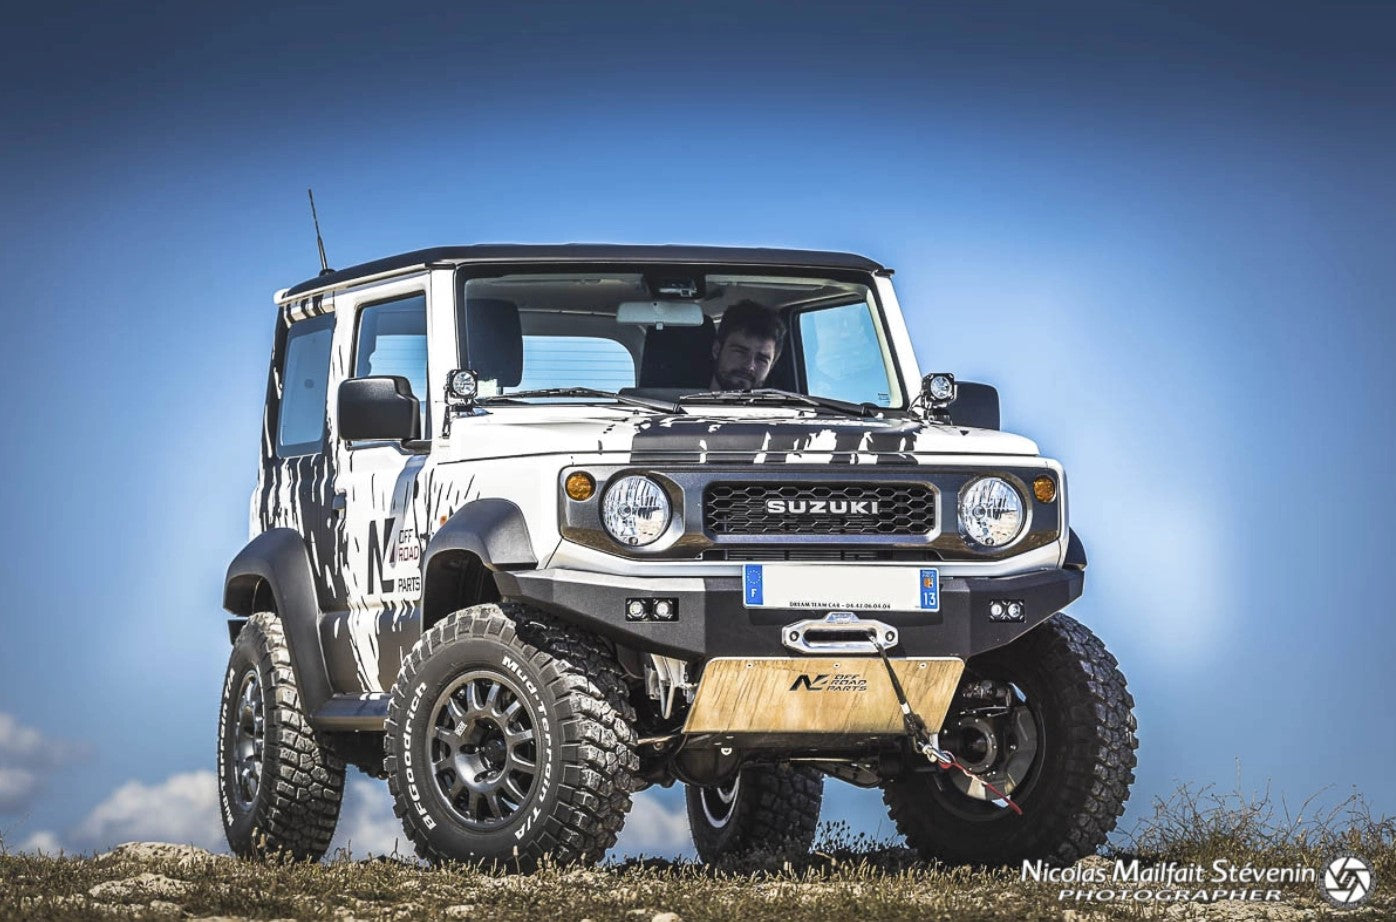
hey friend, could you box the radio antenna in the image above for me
[307,188,333,276]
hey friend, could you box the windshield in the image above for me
[456,270,904,408]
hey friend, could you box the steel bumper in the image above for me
[494,565,1083,660]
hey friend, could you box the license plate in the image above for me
[742,564,939,612]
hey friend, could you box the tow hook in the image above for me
[873,639,1024,815]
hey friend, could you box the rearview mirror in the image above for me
[617,300,704,328]
[338,376,421,441]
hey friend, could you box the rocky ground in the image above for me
[1,839,1392,922]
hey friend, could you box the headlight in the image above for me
[601,476,672,546]
[958,477,1025,548]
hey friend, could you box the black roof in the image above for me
[283,244,887,297]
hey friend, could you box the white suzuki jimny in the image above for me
[219,245,1136,868]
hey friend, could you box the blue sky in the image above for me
[1,0,1394,858]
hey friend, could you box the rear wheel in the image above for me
[685,763,823,863]
[882,613,1137,866]
[216,613,345,860]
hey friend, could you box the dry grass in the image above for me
[2,785,1393,921]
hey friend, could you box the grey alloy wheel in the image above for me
[698,775,740,829]
[231,668,265,810]
[428,670,540,831]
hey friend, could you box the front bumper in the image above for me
[493,565,1083,660]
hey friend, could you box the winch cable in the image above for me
[873,638,1023,816]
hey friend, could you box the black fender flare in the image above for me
[421,498,538,626]
[423,498,538,573]
[223,528,333,713]
[1066,528,1088,570]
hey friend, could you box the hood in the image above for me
[467,406,1039,464]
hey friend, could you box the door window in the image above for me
[354,294,429,436]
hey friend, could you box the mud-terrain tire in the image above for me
[882,612,1137,866]
[686,764,824,863]
[217,612,346,860]
[385,603,640,868]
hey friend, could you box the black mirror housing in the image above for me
[338,376,421,441]
[952,381,1001,430]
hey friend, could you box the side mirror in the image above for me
[338,376,421,441]
[953,382,1000,430]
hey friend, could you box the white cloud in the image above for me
[68,770,225,853]
[16,829,62,854]
[7,767,695,861]
[0,768,43,815]
[327,779,697,861]
[611,789,693,859]
[0,712,86,814]
[328,779,410,859]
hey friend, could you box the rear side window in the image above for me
[355,294,429,435]
[276,313,334,457]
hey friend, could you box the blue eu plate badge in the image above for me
[744,564,764,606]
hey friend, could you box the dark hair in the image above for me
[716,300,787,355]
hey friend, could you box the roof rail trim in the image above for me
[281,245,886,299]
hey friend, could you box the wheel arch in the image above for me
[421,499,537,632]
[223,528,333,713]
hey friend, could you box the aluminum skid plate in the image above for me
[683,657,965,735]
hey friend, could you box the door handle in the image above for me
[331,490,347,513]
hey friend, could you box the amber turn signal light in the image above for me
[1032,475,1057,503]
[565,471,596,501]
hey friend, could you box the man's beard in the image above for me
[716,369,755,390]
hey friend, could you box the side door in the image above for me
[325,277,436,693]
[256,302,345,606]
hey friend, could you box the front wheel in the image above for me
[685,764,823,863]
[882,613,1137,866]
[385,604,640,868]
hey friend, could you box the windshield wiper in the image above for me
[678,388,878,418]
[477,387,683,414]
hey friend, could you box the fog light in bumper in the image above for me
[625,597,678,622]
[989,599,1025,622]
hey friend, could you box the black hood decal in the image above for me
[629,415,927,464]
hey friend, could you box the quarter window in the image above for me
[276,313,334,457]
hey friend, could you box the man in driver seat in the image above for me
[710,300,787,391]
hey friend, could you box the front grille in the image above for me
[700,548,942,562]
[704,482,936,537]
